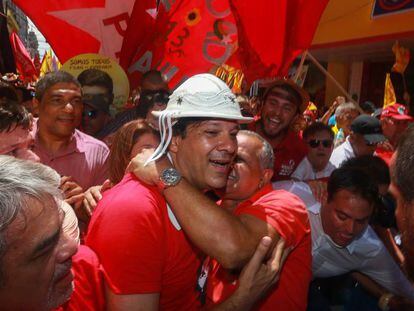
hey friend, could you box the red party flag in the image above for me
[13,0,135,63]
[9,31,37,81]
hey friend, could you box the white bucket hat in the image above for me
[146,73,253,164]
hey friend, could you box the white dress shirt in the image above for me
[291,157,336,181]
[329,137,355,168]
[273,180,414,300]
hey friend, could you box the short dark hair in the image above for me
[0,99,30,132]
[77,68,113,94]
[395,124,414,203]
[303,122,334,140]
[263,84,302,113]
[35,71,80,101]
[141,70,166,88]
[340,155,390,186]
[328,166,379,206]
[0,82,18,101]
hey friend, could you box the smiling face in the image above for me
[260,87,298,141]
[35,82,83,140]
[0,197,78,310]
[224,133,271,201]
[171,120,239,191]
[321,189,373,247]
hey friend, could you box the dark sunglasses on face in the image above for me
[308,139,333,148]
[141,90,170,105]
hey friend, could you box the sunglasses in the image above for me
[308,139,333,148]
[83,110,99,119]
[141,90,170,104]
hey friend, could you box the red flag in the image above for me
[9,32,37,81]
[228,0,329,84]
[126,0,238,89]
[33,53,41,75]
[14,0,135,63]
[119,0,157,70]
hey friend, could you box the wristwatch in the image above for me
[159,167,181,190]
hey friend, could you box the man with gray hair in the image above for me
[332,102,360,146]
[0,155,78,310]
[130,129,311,310]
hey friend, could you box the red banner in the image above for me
[125,0,238,88]
[13,0,135,63]
[15,0,328,90]
[228,0,329,84]
[9,32,37,81]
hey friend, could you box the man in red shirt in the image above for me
[86,74,289,310]
[376,103,413,165]
[131,130,312,310]
[251,79,308,180]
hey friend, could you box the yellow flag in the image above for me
[383,73,396,108]
[39,50,54,77]
[6,9,19,33]
[392,41,410,74]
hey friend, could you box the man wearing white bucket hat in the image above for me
[86,74,288,310]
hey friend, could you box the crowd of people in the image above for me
[0,68,414,311]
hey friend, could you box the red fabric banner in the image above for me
[9,31,37,81]
[228,0,329,84]
[15,0,328,89]
[13,0,135,63]
[125,0,238,88]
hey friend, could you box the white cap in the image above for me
[146,73,252,164]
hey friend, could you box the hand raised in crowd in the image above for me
[213,237,291,310]
[127,148,171,187]
[83,179,112,217]
[307,180,328,204]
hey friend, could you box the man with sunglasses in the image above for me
[100,70,169,139]
[330,115,385,168]
[78,68,114,140]
[292,122,335,181]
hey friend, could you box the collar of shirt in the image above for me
[34,128,86,159]
[237,184,273,209]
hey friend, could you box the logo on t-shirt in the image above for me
[279,160,295,176]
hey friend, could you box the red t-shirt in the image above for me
[249,121,308,181]
[207,185,312,311]
[86,173,202,310]
[375,146,394,166]
[56,245,105,311]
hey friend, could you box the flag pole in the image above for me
[306,52,359,107]
[293,50,308,83]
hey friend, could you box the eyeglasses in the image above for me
[308,139,333,148]
[83,110,99,119]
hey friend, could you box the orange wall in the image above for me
[312,0,414,47]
